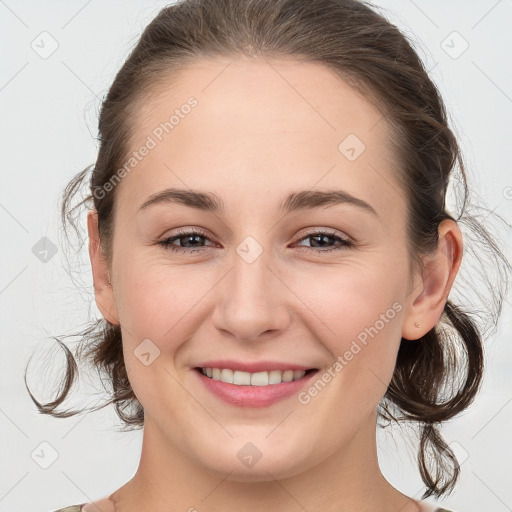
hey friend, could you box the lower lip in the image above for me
[194,368,318,408]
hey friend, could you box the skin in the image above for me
[86,57,462,512]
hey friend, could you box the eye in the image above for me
[158,229,214,253]
[158,228,354,254]
[293,229,354,253]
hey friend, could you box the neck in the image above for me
[111,408,421,512]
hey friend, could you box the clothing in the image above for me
[52,506,456,512]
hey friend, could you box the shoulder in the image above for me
[51,505,85,512]
[417,499,459,512]
[50,494,116,512]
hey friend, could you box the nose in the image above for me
[211,246,292,342]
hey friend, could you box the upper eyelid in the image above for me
[160,228,352,246]
[164,228,216,243]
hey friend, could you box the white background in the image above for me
[1,1,511,511]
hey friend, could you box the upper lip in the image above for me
[193,360,317,373]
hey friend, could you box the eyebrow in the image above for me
[137,187,378,217]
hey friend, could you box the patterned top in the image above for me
[52,506,456,512]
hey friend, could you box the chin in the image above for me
[190,437,318,482]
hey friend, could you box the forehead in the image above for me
[116,56,405,221]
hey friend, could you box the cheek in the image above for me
[116,258,210,414]
[113,251,211,339]
[292,261,405,397]
[296,258,403,335]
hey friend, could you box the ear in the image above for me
[87,209,120,325]
[402,219,463,340]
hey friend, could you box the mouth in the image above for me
[192,360,321,408]
[194,366,319,407]
[194,367,318,386]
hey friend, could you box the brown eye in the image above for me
[158,228,354,255]
[294,230,354,253]
[158,229,214,253]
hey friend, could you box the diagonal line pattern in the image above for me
[0,0,29,28]
[0,202,29,233]
[163,267,233,337]
[161,366,234,438]
[0,62,29,92]
[472,471,511,510]
[265,410,294,438]
[397,487,425,512]
[0,265,28,296]
[0,472,30,503]
[471,397,512,439]
[265,164,337,235]
[61,61,102,101]
[471,0,503,30]
[367,162,404,203]
[367,366,391,395]
[471,61,512,104]
[201,60,233,92]
[61,0,94,30]
[265,265,337,335]
[265,471,311,512]
[200,470,234,502]
[61,410,91,440]
[265,59,337,131]
[406,0,439,29]
[163,162,231,233]
[61,470,109,512]
[0,407,29,438]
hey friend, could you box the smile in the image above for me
[193,366,319,408]
[197,367,316,386]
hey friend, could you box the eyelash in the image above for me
[158,228,354,254]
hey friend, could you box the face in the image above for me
[90,57,438,481]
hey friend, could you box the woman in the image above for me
[26,0,510,511]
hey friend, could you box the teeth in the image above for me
[201,368,308,386]
[234,370,251,385]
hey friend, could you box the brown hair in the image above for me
[25,0,511,500]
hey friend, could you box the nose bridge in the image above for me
[212,237,291,340]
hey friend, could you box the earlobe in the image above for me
[402,219,463,340]
[87,209,120,325]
